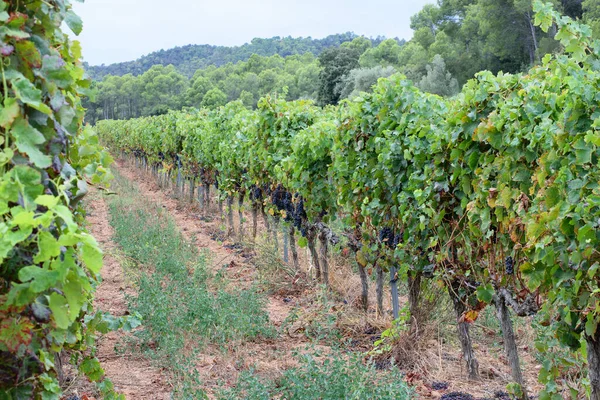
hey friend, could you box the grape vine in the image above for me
[0,1,137,398]
[96,2,600,397]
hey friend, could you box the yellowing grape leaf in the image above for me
[0,316,33,352]
[461,310,479,323]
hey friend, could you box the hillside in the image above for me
[85,32,389,79]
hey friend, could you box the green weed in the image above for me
[106,171,273,398]
[220,351,414,399]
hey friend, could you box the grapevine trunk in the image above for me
[494,294,526,397]
[448,284,479,380]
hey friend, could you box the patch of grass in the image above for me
[106,170,273,398]
[220,351,414,399]
[281,287,345,345]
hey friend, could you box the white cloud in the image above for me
[71,0,434,65]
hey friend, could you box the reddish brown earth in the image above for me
[69,187,171,399]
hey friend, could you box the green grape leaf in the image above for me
[65,10,83,36]
[34,231,61,263]
[53,205,76,230]
[11,209,36,228]
[0,98,20,129]
[18,265,60,293]
[63,279,85,322]
[42,56,73,88]
[81,239,103,274]
[15,40,41,69]
[0,26,30,40]
[48,293,70,330]
[476,284,494,303]
[35,195,59,209]
[79,358,104,381]
[11,118,52,168]
[545,186,561,208]
[586,317,598,337]
[5,71,51,114]
[574,139,592,165]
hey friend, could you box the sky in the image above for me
[71,0,435,66]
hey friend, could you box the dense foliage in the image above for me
[87,0,600,126]
[0,0,130,398]
[85,32,382,79]
[97,3,600,396]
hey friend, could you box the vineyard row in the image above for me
[96,3,600,398]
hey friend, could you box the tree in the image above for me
[184,76,214,107]
[239,90,256,109]
[317,47,360,105]
[397,41,429,81]
[417,54,459,97]
[341,36,373,55]
[201,87,227,109]
[584,0,600,38]
[336,66,397,99]
[561,0,584,18]
[359,39,403,68]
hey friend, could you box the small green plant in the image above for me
[220,351,414,399]
[532,311,590,399]
[371,305,411,355]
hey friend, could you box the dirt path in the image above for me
[115,160,293,322]
[85,188,171,399]
[115,160,308,397]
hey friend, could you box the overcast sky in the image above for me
[71,0,435,66]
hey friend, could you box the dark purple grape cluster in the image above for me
[505,256,514,275]
[431,381,449,390]
[441,393,474,400]
[271,185,295,222]
[283,193,294,222]
[393,233,401,248]
[379,227,397,249]
[270,185,284,208]
[293,196,306,231]
[250,185,262,201]
[379,227,393,243]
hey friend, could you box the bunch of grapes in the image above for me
[505,256,514,275]
[250,185,262,201]
[293,196,307,236]
[379,227,395,249]
[282,191,294,222]
[271,185,285,209]
[270,185,295,222]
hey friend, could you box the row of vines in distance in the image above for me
[97,3,600,398]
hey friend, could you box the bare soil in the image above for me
[64,186,171,399]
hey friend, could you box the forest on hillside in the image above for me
[85,33,387,79]
[85,0,598,124]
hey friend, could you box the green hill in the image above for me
[85,33,388,79]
